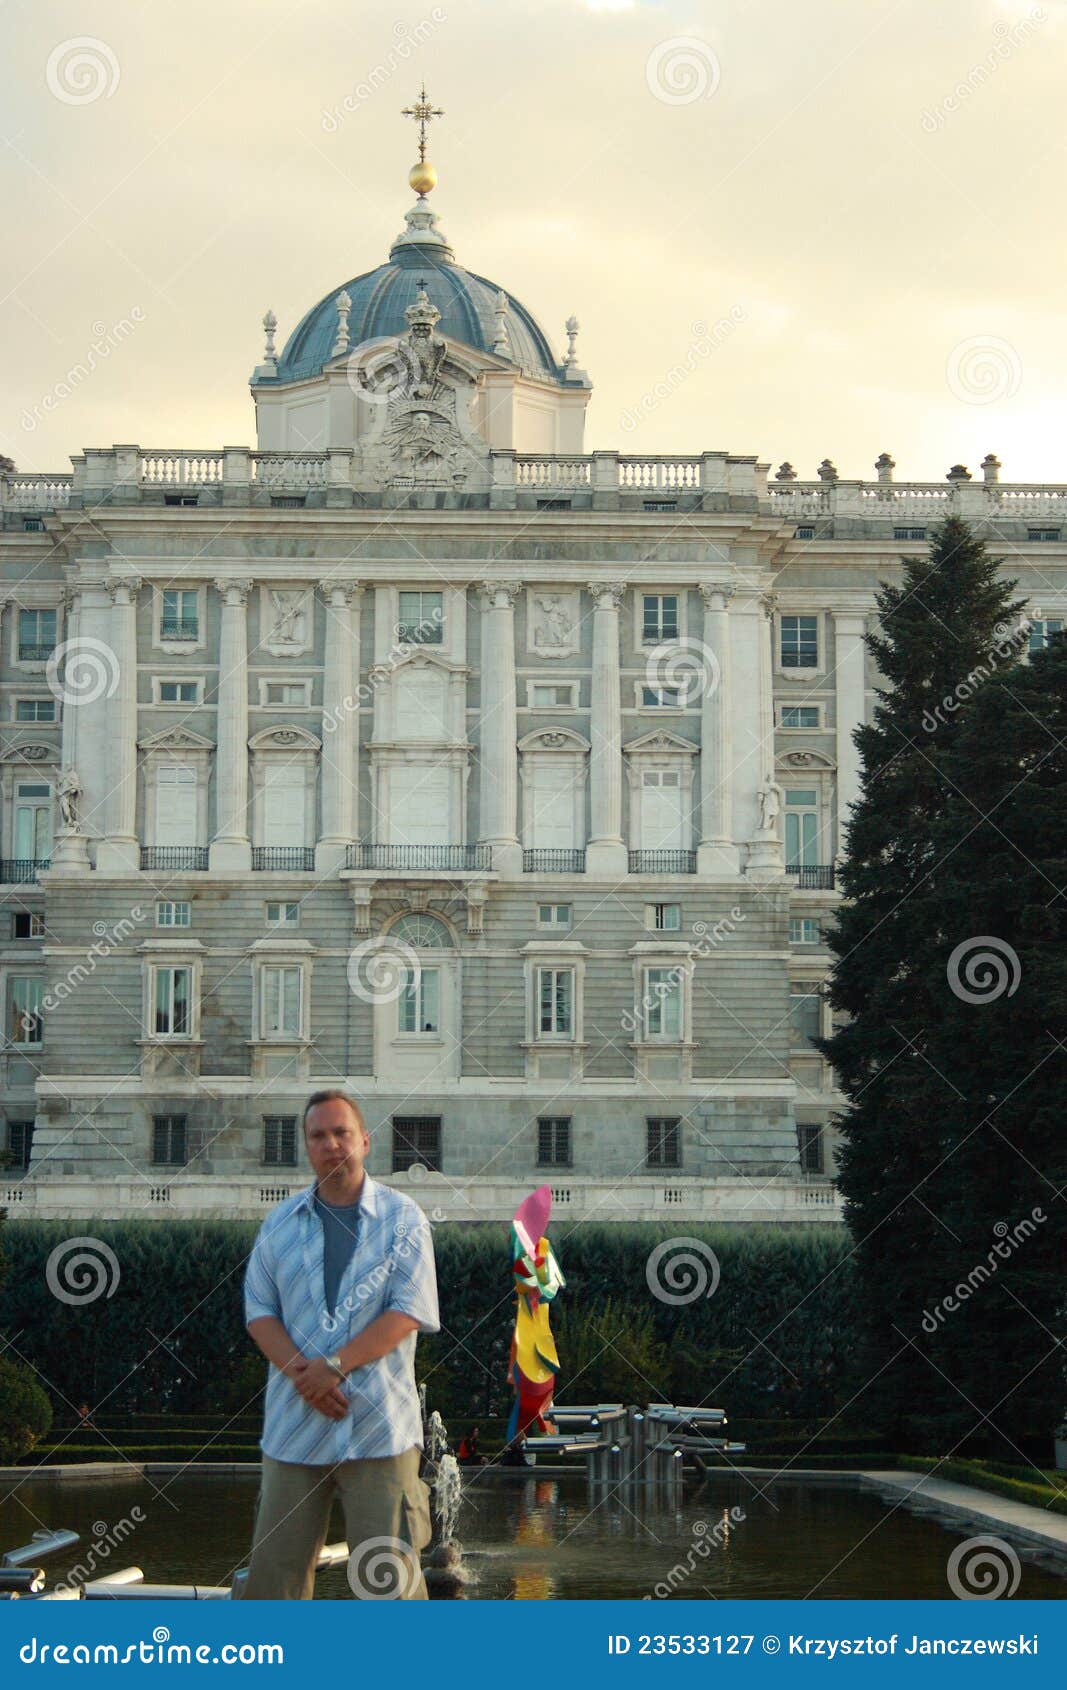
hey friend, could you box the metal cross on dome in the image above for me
[402,85,444,163]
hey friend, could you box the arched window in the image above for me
[388,914,452,949]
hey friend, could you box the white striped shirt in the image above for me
[244,1174,440,1463]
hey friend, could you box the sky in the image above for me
[2,0,1065,483]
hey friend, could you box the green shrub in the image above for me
[0,1355,53,1463]
[900,1455,1067,1518]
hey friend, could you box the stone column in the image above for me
[95,574,143,873]
[316,579,363,873]
[744,591,784,877]
[210,577,254,871]
[697,582,739,875]
[586,580,627,877]
[478,581,521,876]
[833,610,868,860]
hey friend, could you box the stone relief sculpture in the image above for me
[756,779,783,835]
[57,764,82,831]
[529,589,580,659]
[262,588,311,656]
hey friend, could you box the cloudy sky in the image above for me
[2,0,1064,482]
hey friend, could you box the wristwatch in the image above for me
[326,1353,349,1380]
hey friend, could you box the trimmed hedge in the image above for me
[4,1221,859,1426]
[900,1456,1067,1518]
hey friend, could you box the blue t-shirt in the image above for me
[314,1192,362,1318]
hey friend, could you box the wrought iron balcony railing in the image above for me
[0,858,50,883]
[522,849,587,874]
[346,843,491,872]
[252,847,316,872]
[140,847,209,871]
[16,645,56,662]
[159,619,199,640]
[786,863,836,890]
[628,850,697,874]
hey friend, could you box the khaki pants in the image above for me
[236,1446,432,1600]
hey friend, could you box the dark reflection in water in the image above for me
[1,1470,1062,1600]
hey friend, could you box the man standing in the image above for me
[236,1090,440,1599]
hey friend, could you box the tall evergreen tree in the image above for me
[818,515,1025,1443]
[905,630,1067,1452]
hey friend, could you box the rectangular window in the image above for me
[780,614,819,669]
[397,590,443,645]
[798,1124,824,1174]
[155,901,191,929]
[263,681,310,706]
[795,525,815,540]
[647,902,681,932]
[790,984,822,1046]
[644,968,682,1039]
[537,1116,572,1168]
[530,682,576,708]
[647,1116,681,1168]
[1028,529,1061,543]
[261,965,303,1038]
[641,685,683,708]
[642,594,680,644]
[399,967,440,1034]
[266,901,300,927]
[160,589,199,640]
[784,789,819,867]
[152,1114,188,1166]
[153,966,191,1037]
[263,1115,297,1167]
[13,782,53,862]
[158,680,199,705]
[7,1120,34,1169]
[13,913,44,939]
[15,698,56,722]
[893,526,927,541]
[17,608,57,661]
[9,978,43,1045]
[780,705,820,729]
[537,967,574,1037]
[537,903,571,929]
[1029,619,1063,652]
[392,1115,442,1173]
[790,917,821,945]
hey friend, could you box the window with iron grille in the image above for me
[642,594,680,643]
[646,1117,681,1168]
[779,614,818,669]
[15,698,56,722]
[17,608,57,661]
[152,1114,188,1166]
[392,1116,442,1173]
[160,589,198,640]
[1028,528,1060,543]
[263,1115,297,1167]
[893,527,927,541]
[7,1120,34,1168]
[537,1117,572,1168]
[798,1123,824,1174]
[396,591,443,644]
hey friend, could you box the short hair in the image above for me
[301,1090,365,1134]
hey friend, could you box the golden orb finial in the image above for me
[402,84,444,198]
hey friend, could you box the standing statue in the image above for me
[756,779,783,835]
[57,765,82,831]
[505,1186,565,1454]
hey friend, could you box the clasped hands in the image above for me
[286,1354,349,1420]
